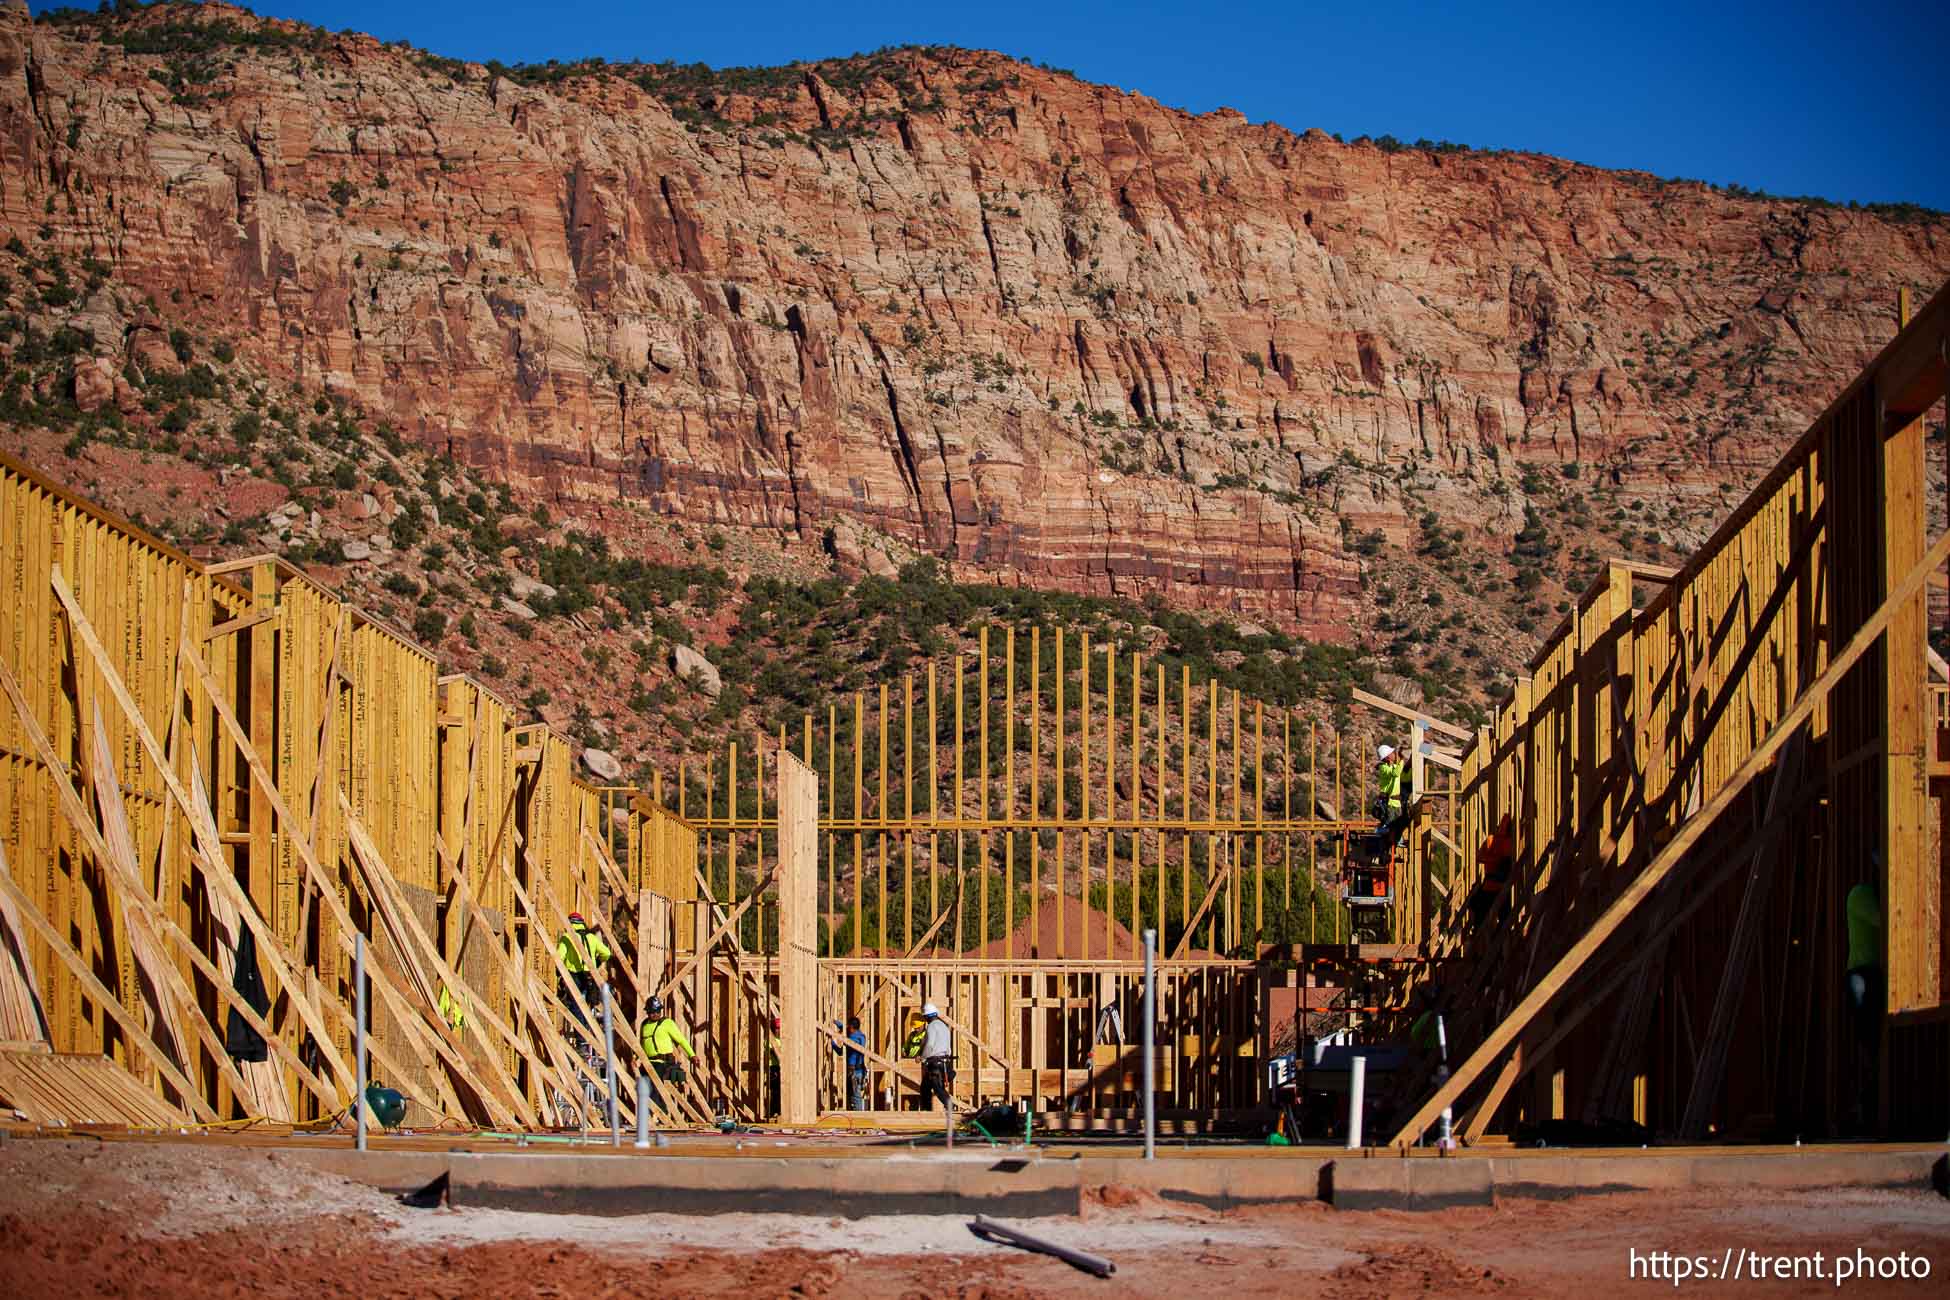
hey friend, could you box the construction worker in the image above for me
[1465,815,1517,924]
[766,1015,782,1118]
[639,994,695,1113]
[902,1012,928,1061]
[1373,743,1406,823]
[436,983,467,1032]
[838,1015,869,1111]
[555,911,612,1030]
[1843,875,1884,1133]
[916,1001,953,1111]
[1408,985,1449,1051]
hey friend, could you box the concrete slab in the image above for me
[449,1150,1084,1218]
[1483,1153,1660,1200]
[1677,1150,1945,1194]
[275,1146,453,1194]
[1093,1154,1328,1209]
[1325,1147,1948,1210]
[253,1139,1950,1218]
[1327,1154,1494,1210]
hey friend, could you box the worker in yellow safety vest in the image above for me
[1374,744,1406,822]
[555,911,612,1029]
[639,995,695,1113]
[436,983,467,1032]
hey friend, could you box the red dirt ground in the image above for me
[0,1138,1944,1297]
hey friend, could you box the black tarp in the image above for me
[224,927,271,1062]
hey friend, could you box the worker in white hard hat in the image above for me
[916,1001,954,1111]
[1374,743,1406,822]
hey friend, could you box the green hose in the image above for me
[473,1130,615,1144]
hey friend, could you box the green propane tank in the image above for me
[363,1085,406,1130]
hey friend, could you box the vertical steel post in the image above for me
[635,1073,652,1148]
[1435,1014,1454,1150]
[1143,928,1156,1160]
[602,983,620,1146]
[355,932,367,1152]
[1347,1055,1367,1149]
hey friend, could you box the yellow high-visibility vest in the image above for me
[641,1016,694,1060]
[556,923,612,974]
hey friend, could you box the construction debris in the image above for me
[969,1215,1116,1278]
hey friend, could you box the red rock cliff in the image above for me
[3,3,1945,635]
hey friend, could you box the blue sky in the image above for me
[49,1,1950,209]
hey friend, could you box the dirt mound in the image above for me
[0,1139,401,1235]
[1089,1182,1148,1210]
[0,1212,862,1300]
[1324,1244,1511,1297]
[971,901,1219,960]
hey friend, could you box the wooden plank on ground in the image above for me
[0,841,48,1046]
[0,1049,188,1128]
[0,865,214,1122]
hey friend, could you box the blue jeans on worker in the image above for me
[848,1067,868,1111]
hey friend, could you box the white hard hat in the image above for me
[922,1001,940,1018]
[1377,744,1395,759]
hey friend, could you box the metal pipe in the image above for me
[635,1073,651,1148]
[1435,1013,1453,1150]
[1347,1054,1367,1149]
[601,983,620,1146]
[1142,928,1156,1160]
[354,932,367,1152]
[970,1215,1116,1278]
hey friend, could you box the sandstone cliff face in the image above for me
[3,4,1946,636]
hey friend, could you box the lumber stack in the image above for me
[0,1048,188,1128]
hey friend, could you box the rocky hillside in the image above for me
[3,1,1948,713]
